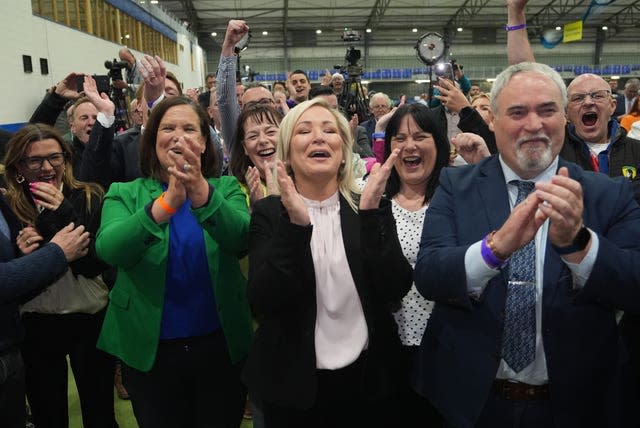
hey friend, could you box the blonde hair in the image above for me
[276,98,361,211]
[470,92,491,105]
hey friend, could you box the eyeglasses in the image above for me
[21,152,66,171]
[568,90,611,104]
[371,105,390,110]
[244,98,276,109]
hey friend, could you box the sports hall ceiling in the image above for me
[159,0,640,51]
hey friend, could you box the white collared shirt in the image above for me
[464,156,599,384]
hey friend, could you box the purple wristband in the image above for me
[481,236,506,269]
[504,23,527,32]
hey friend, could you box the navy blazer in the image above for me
[242,194,412,410]
[413,156,640,428]
[0,195,67,352]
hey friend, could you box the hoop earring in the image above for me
[16,174,25,184]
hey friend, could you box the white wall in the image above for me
[0,0,205,126]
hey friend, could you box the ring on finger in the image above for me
[183,163,192,172]
[26,238,31,246]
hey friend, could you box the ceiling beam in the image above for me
[365,0,392,31]
[527,0,589,29]
[178,0,199,33]
[445,0,492,29]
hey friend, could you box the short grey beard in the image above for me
[515,135,554,173]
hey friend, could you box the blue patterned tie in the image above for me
[501,180,536,373]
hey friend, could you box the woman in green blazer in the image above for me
[96,96,253,428]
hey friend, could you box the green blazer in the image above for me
[96,176,253,371]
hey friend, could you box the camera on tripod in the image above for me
[335,29,369,122]
[103,58,132,131]
[338,30,364,77]
[104,59,129,82]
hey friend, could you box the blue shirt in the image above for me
[160,197,221,339]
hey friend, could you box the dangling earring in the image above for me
[16,174,25,184]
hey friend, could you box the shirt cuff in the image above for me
[562,229,599,289]
[96,111,115,128]
[465,240,501,299]
[148,93,165,110]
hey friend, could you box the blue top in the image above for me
[160,197,221,339]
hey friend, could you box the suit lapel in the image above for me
[477,157,511,238]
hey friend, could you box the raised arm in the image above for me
[507,0,535,64]
[217,19,249,155]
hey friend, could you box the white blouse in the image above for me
[302,192,369,370]
[391,199,434,346]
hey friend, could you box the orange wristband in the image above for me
[157,192,177,215]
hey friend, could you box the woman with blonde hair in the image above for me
[243,98,412,427]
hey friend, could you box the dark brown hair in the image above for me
[230,105,282,184]
[140,96,218,180]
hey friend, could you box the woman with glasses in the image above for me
[2,123,116,428]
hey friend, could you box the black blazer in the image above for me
[242,194,412,410]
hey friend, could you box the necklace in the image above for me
[394,193,426,212]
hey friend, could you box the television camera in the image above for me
[335,29,369,122]
[104,58,132,131]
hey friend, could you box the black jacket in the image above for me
[561,120,640,202]
[243,194,412,409]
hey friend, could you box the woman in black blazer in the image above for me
[243,98,413,428]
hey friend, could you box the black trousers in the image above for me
[122,329,245,428]
[0,347,26,428]
[21,310,117,428]
[394,346,445,427]
[262,352,393,428]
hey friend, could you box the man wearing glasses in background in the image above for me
[561,74,640,200]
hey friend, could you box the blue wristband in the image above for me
[372,132,385,140]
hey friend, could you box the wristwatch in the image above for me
[553,225,591,255]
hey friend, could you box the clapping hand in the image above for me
[274,161,310,226]
[166,135,209,208]
[359,148,400,210]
